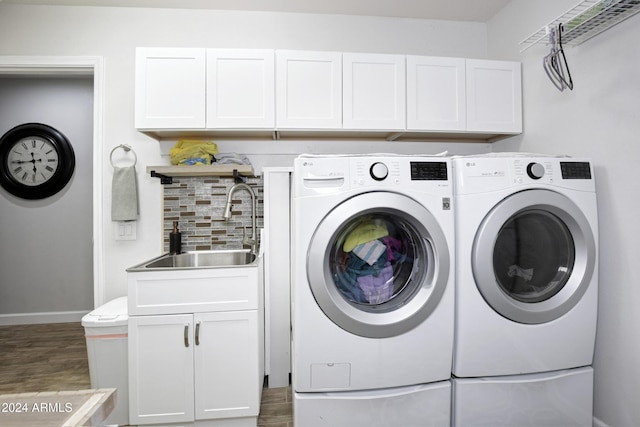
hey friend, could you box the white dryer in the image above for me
[452,154,598,377]
[451,154,598,426]
[292,155,455,426]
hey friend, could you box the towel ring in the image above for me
[110,144,137,168]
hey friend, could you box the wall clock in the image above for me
[0,123,76,200]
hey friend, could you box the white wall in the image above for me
[0,77,94,322]
[487,1,640,426]
[0,4,493,305]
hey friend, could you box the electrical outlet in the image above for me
[115,221,137,241]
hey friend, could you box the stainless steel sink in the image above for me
[128,249,257,270]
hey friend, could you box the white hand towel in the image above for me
[111,165,139,221]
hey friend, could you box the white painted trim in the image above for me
[0,55,106,311]
[0,311,90,326]
[262,168,292,388]
[91,57,106,309]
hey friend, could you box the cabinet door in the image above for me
[466,59,522,133]
[406,56,466,131]
[343,53,406,130]
[194,311,260,420]
[206,49,275,128]
[276,50,342,129]
[135,47,206,129]
[128,314,195,425]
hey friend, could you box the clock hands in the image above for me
[31,152,38,174]
[9,148,56,184]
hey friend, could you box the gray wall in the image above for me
[0,77,94,322]
[487,1,640,426]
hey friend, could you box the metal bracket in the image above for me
[233,169,247,184]
[150,170,173,185]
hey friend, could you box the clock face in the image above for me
[0,123,75,200]
[7,136,60,186]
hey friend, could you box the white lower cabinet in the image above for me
[129,311,260,426]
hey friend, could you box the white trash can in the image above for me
[81,296,129,426]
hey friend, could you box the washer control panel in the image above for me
[411,161,448,181]
[526,162,546,180]
[370,162,389,181]
[351,157,450,190]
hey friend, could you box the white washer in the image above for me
[452,154,597,426]
[292,155,455,426]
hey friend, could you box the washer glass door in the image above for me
[473,189,596,324]
[307,192,450,338]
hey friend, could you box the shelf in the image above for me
[147,164,254,178]
[139,128,519,144]
[520,0,640,51]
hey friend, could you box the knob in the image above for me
[370,162,389,181]
[527,162,545,180]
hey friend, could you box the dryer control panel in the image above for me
[453,156,595,195]
[560,161,592,179]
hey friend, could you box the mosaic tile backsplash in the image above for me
[162,176,264,253]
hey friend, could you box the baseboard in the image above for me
[593,416,610,427]
[0,310,89,326]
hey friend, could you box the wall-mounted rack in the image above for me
[147,164,254,185]
[520,0,640,52]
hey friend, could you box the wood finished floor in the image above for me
[0,322,292,426]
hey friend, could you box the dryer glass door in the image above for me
[307,192,450,338]
[473,189,596,324]
[493,209,575,303]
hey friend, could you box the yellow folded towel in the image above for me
[343,220,389,252]
[170,140,219,165]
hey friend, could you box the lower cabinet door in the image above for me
[129,314,195,425]
[194,311,260,420]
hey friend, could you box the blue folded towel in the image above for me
[353,239,387,266]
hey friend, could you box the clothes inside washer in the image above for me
[332,237,411,305]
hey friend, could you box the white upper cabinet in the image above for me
[206,49,275,129]
[135,47,522,141]
[343,53,406,130]
[135,47,206,129]
[276,50,342,129]
[466,59,522,133]
[406,56,466,131]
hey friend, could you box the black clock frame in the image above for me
[0,123,76,200]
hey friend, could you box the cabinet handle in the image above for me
[184,324,190,347]
[195,322,201,346]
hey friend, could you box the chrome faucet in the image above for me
[222,182,258,254]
